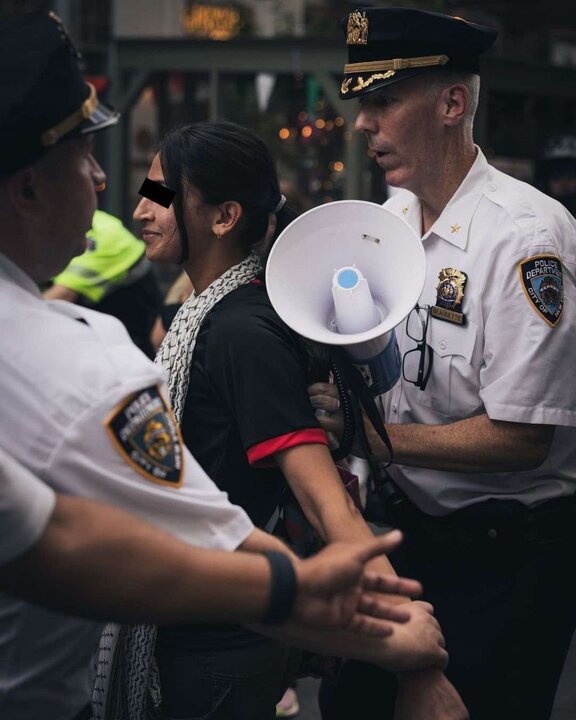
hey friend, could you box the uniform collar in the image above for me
[0,252,42,297]
[386,146,490,250]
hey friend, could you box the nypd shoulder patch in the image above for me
[518,254,563,327]
[105,385,184,487]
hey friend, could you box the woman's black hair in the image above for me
[158,120,299,264]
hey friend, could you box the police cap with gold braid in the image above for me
[0,11,119,176]
[340,7,498,99]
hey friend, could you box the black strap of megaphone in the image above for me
[329,351,405,516]
[332,353,394,468]
[354,392,405,515]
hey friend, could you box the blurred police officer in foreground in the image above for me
[310,6,576,720]
[1,444,415,628]
[0,11,451,720]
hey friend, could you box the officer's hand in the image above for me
[307,382,345,439]
[293,530,422,636]
[394,668,469,720]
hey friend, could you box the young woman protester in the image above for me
[128,121,457,720]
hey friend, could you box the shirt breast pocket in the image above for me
[422,317,480,419]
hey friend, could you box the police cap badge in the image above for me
[339,7,498,99]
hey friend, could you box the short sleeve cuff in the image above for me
[247,429,329,467]
[483,399,576,428]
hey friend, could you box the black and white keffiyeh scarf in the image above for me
[155,252,262,422]
[92,253,261,720]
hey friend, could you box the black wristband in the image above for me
[261,551,297,625]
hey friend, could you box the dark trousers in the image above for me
[156,638,300,720]
[320,495,576,720]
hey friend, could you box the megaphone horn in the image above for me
[265,200,426,396]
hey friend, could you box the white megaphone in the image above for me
[265,200,425,396]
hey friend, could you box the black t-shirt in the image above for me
[181,281,326,527]
[157,282,328,651]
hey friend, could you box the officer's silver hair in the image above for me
[424,71,480,126]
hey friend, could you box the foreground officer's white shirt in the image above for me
[0,252,253,720]
[382,148,576,515]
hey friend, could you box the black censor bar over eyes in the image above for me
[138,178,176,208]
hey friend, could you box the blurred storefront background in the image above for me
[104,0,373,226]
[3,1,576,230]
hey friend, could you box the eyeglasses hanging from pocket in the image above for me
[402,303,434,391]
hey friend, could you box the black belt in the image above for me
[391,493,576,549]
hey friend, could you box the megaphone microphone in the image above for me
[331,264,400,395]
[332,265,381,333]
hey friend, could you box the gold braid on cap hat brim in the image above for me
[41,82,98,147]
[341,54,449,94]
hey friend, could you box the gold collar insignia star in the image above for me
[451,223,461,233]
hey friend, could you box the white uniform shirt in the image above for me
[0,253,253,720]
[0,448,56,565]
[382,148,576,516]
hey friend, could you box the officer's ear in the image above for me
[440,83,468,127]
[5,167,38,210]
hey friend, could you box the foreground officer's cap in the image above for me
[0,11,119,176]
[340,7,498,100]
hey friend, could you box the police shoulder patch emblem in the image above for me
[105,385,184,487]
[518,254,563,327]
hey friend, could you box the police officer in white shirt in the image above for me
[1,446,431,719]
[310,7,576,720]
[0,11,451,720]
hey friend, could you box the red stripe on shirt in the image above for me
[247,429,329,467]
